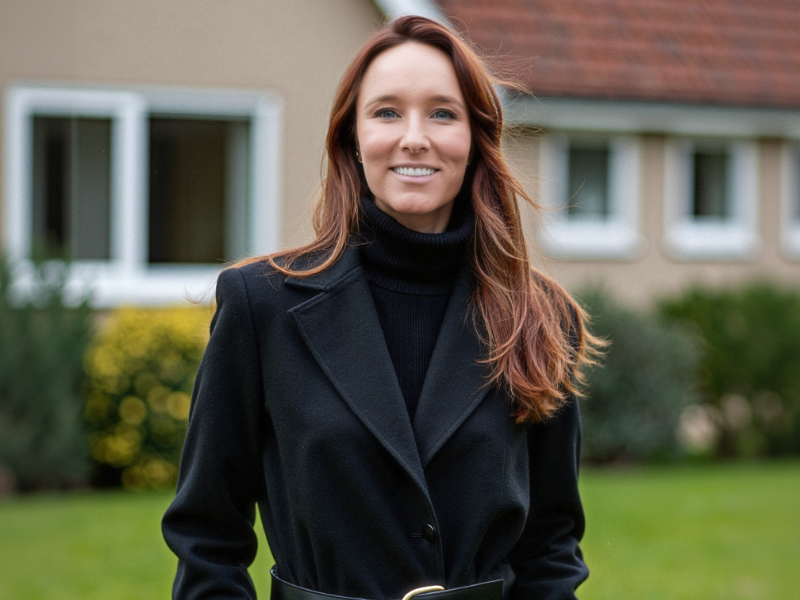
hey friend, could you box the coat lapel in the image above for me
[287,246,428,494]
[412,268,494,468]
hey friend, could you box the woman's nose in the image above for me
[400,115,429,153]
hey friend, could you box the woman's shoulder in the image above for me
[221,257,284,284]
[216,247,345,311]
[217,258,282,292]
[213,257,298,317]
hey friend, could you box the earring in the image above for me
[355,149,363,164]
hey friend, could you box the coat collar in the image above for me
[286,244,494,492]
[283,242,363,292]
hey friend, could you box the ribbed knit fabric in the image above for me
[358,197,474,417]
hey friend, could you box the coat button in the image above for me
[421,523,438,543]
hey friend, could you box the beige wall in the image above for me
[507,132,800,305]
[0,0,383,249]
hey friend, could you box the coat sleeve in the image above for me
[162,268,268,600]
[506,392,589,600]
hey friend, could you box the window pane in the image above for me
[693,151,729,219]
[148,118,250,264]
[567,146,609,219]
[31,117,112,260]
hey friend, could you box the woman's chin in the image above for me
[375,194,453,218]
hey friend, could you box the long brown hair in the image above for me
[254,15,599,423]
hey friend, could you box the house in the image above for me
[438,0,800,303]
[2,0,798,306]
[0,0,417,305]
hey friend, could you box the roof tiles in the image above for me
[436,0,800,108]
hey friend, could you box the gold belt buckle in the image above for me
[401,585,445,600]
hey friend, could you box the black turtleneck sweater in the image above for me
[358,197,474,418]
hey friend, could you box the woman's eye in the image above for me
[433,109,455,120]
[377,109,398,119]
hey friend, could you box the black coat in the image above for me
[162,245,588,600]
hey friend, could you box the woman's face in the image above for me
[355,42,472,234]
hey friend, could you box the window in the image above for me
[537,133,641,259]
[781,142,800,260]
[148,117,250,264]
[566,145,610,219]
[663,139,758,260]
[31,116,112,260]
[5,85,282,305]
[692,150,729,219]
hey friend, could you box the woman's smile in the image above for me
[390,165,439,180]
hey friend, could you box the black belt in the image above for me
[270,567,504,600]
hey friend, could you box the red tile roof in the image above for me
[436,0,800,108]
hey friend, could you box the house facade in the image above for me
[1,0,397,305]
[439,0,800,303]
[2,0,798,306]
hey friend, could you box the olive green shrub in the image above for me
[576,287,700,464]
[0,259,93,492]
[83,306,211,490]
[659,282,800,458]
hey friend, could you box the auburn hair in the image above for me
[249,15,600,423]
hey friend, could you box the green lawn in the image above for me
[578,461,800,600]
[0,462,797,600]
[0,491,273,600]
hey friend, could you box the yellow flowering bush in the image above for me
[84,306,211,490]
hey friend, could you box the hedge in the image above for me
[0,260,93,492]
[576,287,700,464]
[660,282,800,458]
[83,306,211,490]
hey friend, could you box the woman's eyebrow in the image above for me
[364,94,400,107]
[363,94,465,109]
[430,95,463,107]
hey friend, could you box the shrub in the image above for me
[576,287,700,464]
[0,259,93,493]
[659,282,800,458]
[83,306,211,490]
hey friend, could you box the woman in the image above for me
[163,15,596,600]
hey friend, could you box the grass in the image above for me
[578,461,800,600]
[0,462,796,599]
[0,490,273,599]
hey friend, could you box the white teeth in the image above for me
[393,167,436,177]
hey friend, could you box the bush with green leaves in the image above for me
[576,287,700,464]
[0,259,93,493]
[659,282,800,458]
[83,306,210,490]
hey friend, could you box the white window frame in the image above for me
[781,142,800,260]
[4,84,283,306]
[537,133,642,260]
[663,138,759,260]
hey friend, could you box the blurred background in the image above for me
[0,0,798,599]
